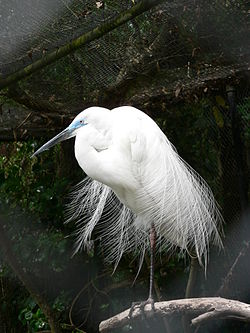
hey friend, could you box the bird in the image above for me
[33,105,222,313]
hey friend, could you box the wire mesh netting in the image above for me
[0,0,249,112]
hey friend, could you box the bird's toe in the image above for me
[128,297,155,319]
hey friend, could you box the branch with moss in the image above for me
[0,0,163,90]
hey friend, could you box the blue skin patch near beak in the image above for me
[68,119,87,130]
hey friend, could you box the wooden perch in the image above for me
[99,297,250,332]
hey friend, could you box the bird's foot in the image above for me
[128,297,155,320]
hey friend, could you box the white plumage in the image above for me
[34,106,223,270]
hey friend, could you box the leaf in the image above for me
[24,310,33,321]
[215,95,226,107]
[213,106,224,128]
[100,303,109,310]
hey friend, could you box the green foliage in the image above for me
[238,97,250,141]
[18,298,49,332]
[18,293,71,333]
[53,291,70,313]
[0,141,68,223]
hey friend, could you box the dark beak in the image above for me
[32,127,74,157]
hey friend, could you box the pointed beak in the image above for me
[32,127,75,157]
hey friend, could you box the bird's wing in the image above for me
[110,106,161,180]
[129,125,147,164]
[128,116,160,184]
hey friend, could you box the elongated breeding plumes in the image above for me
[66,178,148,270]
[66,130,222,270]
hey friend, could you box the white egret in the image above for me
[33,106,222,312]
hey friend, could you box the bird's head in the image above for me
[32,106,110,157]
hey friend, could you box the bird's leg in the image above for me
[128,223,156,319]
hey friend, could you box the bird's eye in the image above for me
[80,120,84,124]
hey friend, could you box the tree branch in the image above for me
[99,297,250,332]
[0,0,163,90]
